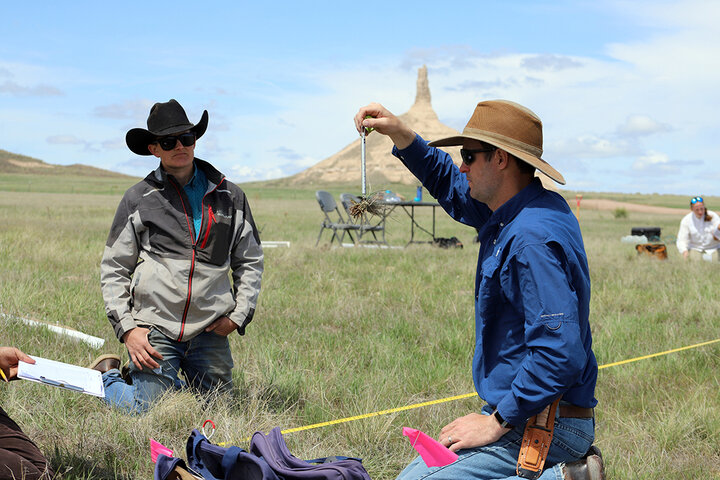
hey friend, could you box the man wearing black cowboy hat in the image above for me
[93,99,263,412]
[354,101,604,480]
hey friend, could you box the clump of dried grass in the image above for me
[348,192,385,218]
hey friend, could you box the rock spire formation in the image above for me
[288,65,558,191]
[288,65,461,186]
[414,65,432,108]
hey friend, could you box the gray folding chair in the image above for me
[315,190,361,246]
[340,193,387,245]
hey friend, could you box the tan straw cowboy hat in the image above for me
[428,100,565,185]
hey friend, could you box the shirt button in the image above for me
[493,239,497,245]
[500,222,504,227]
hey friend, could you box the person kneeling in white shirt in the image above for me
[676,196,720,261]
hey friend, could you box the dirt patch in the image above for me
[574,198,686,216]
[8,159,53,169]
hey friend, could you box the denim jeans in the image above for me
[396,404,594,480]
[102,328,234,413]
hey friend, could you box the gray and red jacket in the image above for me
[100,158,263,343]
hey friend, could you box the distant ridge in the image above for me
[0,149,135,178]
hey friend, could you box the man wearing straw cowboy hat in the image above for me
[355,100,604,479]
[92,99,263,412]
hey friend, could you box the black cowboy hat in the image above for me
[126,99,209,156]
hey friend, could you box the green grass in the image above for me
[0,176,719,479]
[0,173,139,195]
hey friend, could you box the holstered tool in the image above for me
[516,398,561,479]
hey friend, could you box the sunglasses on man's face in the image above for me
[156,133,196,151]
[460,147,496,166]
[690,196,704,205]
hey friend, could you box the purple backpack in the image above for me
[250,427,372,480]
[184,429,279,480]
[155,428,372,480]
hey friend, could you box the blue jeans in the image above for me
[102,328,234,413]
[396,404,594,480]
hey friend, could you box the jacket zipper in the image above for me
[170,179,195,342]
[170,175,225,341]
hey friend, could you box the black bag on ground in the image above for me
[250,427,372,480]
[433,236,463,249]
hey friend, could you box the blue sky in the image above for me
[2,0,718,194]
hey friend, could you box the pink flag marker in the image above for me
[402,427,458,467]
[150,438,174,463]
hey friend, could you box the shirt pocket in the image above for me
[129,267,143,310]
[477,254,503,317]
[198,206,234,266]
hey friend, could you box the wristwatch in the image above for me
[493,409,514,429]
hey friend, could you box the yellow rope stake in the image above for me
[273,338,720,437]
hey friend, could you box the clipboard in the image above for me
[17,356,105,397]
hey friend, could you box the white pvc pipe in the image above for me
[1,312,105,349]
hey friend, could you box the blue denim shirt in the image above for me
[393,135,598,425]
[183,164,207,242]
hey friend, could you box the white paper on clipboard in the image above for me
[17,356,105,398]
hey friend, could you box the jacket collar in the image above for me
[150,158,225,187]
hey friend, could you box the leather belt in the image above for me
[489,404,594,421]
[558,404,593,418]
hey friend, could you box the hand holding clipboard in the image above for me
[17,356,105,397]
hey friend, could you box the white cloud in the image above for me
[227,151,319,182]
[399,45,493,71]
[270,146,302,161]
[0,80,63,97]
[46,135,84,145]
[228,165,288,183]
[94,99,154,120]
[616,115,671,137]
[632,151,674,173]
[114,156,158,178]
[101,138,126,150]
[521,54,583,72]
[550,135,633,159]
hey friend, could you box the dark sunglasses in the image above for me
[690,196,704,205]
[156,133,196,151]
[460,147,496,166]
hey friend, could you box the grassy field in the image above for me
[0,173,719,479]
